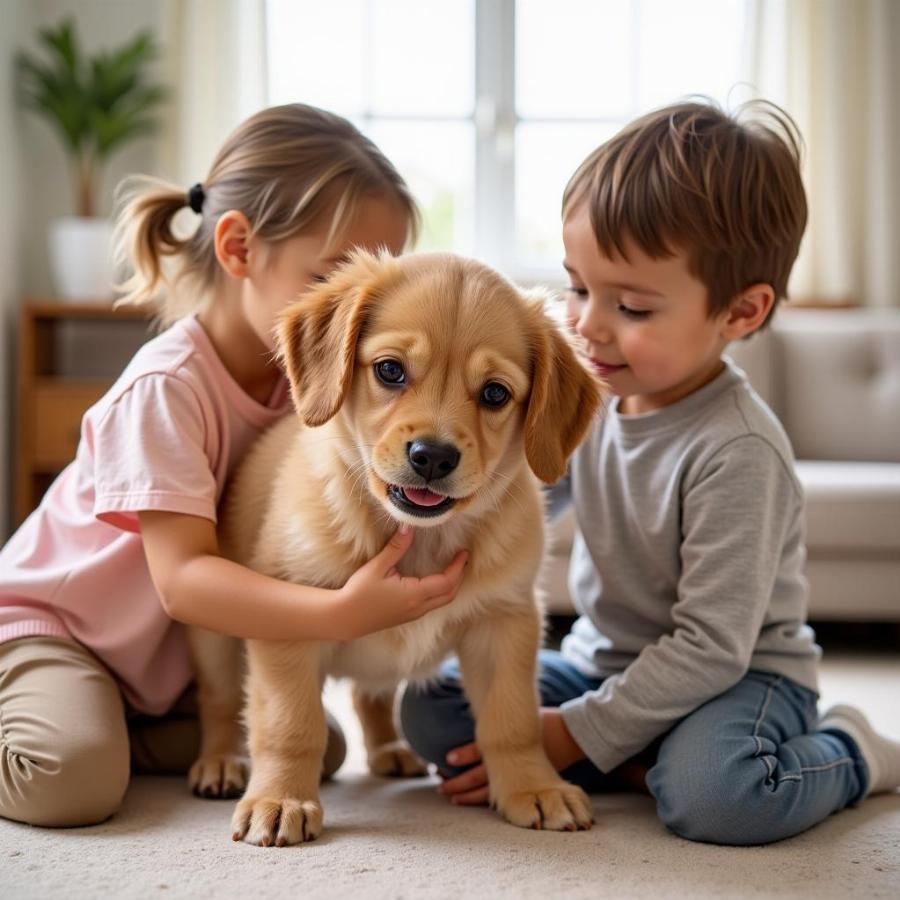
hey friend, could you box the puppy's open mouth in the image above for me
[387,484,456,518]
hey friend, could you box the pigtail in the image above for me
[112,104,419,326]
[113,176,197,315]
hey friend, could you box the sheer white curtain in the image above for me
[154,1,899,308]
[748,0,900,308]
[157,0,268,187]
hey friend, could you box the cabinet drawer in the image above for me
[32,381,110,469]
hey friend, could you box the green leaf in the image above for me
[37,18,79,75]
[90,108,159,158]
[16,52,88,152]
[16,19,167,209]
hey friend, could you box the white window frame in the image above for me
[474,0,516,275]
[266,0,752,285]
[478,0,752,284]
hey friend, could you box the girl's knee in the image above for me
[1,734,129,827]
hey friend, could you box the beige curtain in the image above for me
[157,0,268,186]
[748,0,900,307]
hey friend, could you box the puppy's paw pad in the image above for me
[497,783,594,832]
[189,754,250,799]
[231,795,323,847]
[368,741,428,778]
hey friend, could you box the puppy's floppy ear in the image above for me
[277,249,396,426]
[524,295,605,483]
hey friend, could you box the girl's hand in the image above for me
[337,525,468,640]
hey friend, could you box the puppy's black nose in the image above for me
[407,440,460,482]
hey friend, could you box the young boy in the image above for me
[400,100,900,845]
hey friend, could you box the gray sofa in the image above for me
[538,308,900,621]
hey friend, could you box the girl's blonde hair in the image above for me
[114,103,419,324]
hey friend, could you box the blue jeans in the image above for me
[399,649,867,846]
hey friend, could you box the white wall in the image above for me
[21,0,164,296]
[1,0,165,538]
[0,0,27,539]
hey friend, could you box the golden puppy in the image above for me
[192,251,602,846]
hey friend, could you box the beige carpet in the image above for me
[2,651,898,900]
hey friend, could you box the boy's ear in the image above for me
[722,283,776,340]
[524,295,605,483]
[214,210,252,277]
[277,249,395,427]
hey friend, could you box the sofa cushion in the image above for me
[798,460,900,552]
[728,310,900,463]
[774,311,900,462]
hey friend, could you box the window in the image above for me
[267,0,749,282]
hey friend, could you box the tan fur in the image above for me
[185,627,248,798]
[193,251,603,845]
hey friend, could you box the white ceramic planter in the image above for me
[48,216,116,301]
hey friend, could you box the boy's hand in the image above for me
[437,708,587,806]
[337,525,468,640]
[438,743,489,805]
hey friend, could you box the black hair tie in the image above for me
[187,182,205,214]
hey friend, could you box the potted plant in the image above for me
[17,19,166,301]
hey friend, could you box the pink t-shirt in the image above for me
[0,315,291,715]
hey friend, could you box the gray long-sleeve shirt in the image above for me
[553,358,821,773]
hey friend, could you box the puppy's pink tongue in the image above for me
[403,487,446,507]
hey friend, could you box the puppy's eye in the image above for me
[375,359,406,386]
[480,382,510,408]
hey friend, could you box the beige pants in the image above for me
[0,636,201,827]
[0,636,345,828]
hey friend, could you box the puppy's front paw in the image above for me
[495,781,593,832]
[231,795,323,847]
[368,740,428,777]
[189,753,249,799]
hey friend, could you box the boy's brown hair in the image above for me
[562,99,807,326]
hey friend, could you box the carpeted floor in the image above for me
[2,650,898,900]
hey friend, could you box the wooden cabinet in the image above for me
[14,301,154,525]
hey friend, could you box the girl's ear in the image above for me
[722,283,776,340]
[214,210,252,277]
[524,295,605,483]
[277,249,396,426]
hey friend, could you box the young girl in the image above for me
[0,104,467,828]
